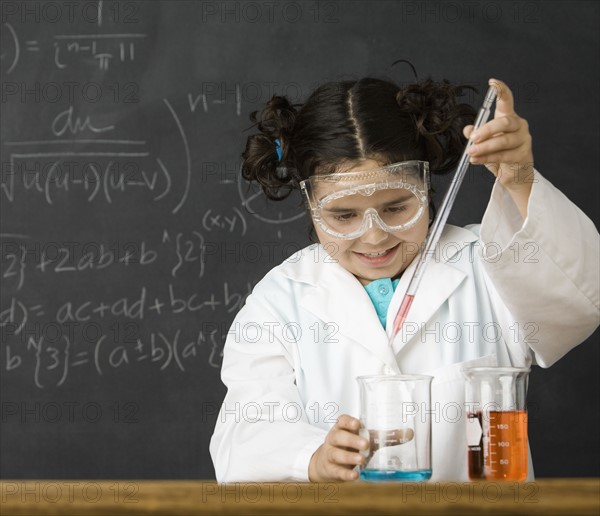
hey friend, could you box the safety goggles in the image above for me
[300,160,429,240]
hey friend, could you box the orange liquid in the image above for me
[485,410,528,481]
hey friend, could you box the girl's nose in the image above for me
[359,226,389,246]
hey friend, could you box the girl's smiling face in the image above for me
[312,160,429,286]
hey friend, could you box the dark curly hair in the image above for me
[241,77,477,224]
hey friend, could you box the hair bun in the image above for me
[396,79,476,174]
[241,95,301,200]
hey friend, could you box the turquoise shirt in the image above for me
[363,278,400,328]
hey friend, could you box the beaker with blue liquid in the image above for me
[356,374,433,481]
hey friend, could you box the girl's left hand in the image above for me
[463,79,534,197]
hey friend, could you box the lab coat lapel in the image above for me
[299,261,400,372]
[387,225,477,354]
[388,260,467,354]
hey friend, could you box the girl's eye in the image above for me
[386,204,408,213]
[331,212,356,222]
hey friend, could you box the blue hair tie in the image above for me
[275,138,283,161]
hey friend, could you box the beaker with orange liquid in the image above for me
[462,367,530,481]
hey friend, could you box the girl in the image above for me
[210,78,599,482]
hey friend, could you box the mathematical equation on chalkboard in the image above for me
[0,1,310,392]
[0,224,280,389]
[1,97,193,214]
[0,228,265,292]
[3,0,142,74]
[1,275,254,389]
[2,319,244,390]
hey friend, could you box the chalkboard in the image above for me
[1,0,598,479]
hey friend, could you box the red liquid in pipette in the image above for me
[391,293,414,338]
[388,87,497,345]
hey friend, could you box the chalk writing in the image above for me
[0,232,214,290]
[4,327,219,389]
[0,3,306,399]
[0,19,145,73]
[2,98,191,213]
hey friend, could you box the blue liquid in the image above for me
[360,469,432,482]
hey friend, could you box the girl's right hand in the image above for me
[308,414,369,482]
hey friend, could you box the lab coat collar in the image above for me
[281,225,478,371]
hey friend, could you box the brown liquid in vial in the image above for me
[467,411,485,479]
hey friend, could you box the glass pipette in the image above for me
[389,85,498,345]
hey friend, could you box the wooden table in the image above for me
[1,479,598,515]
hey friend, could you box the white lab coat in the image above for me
[210,171,599,482]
